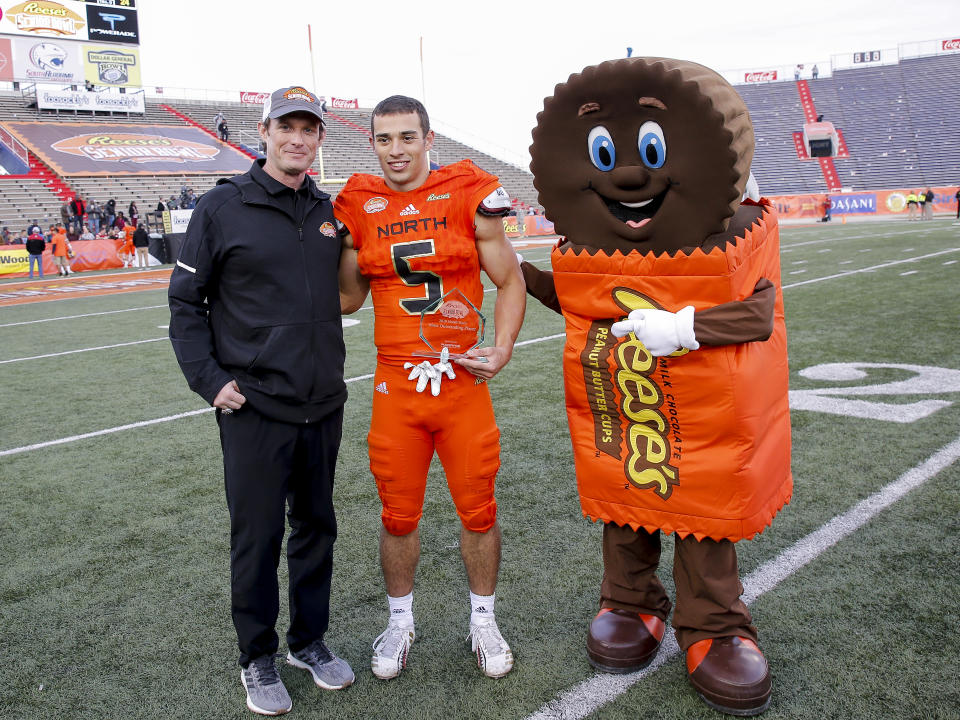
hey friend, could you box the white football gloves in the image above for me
[404,347,457,396]
[610,306,700,357]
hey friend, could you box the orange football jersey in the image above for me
[335,160,503,364]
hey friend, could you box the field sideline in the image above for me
[1,218,959,719]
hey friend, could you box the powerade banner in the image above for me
[84,1,137,44]
[1,121,253,175]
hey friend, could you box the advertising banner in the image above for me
[942,38,960,52]
[0,238,125,277]
[82,43,139,86]
[2,121,254,175]
[767,186,959,221]
[501,214,555,238]
[84,1,138,44]
[330,97,358,109]
[744,70,777,83]
[35,82,144,112]
[11,36,85,82]
[0,36,13,81]
[162,208,193,234]
[1,0,90,40]
[239,90,269,104]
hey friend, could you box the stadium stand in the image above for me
[2,48,958,231]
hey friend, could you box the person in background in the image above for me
[1,227,10,245]
[26,228,45,278]
[129,201,140,227]
[906,190,918,220]
[87,199,101,234]
[66,223,80,243]
[132,223,150,268]
[114,211,127,230]
[118,232,135,268]
[168,85,353,716]
[917,189,927,220]
[954,187,959,220]
[105,198,117,228]
[80,224,95,241]
[50,226,73,276]
[922,188,935,220]
[157,196,167,213]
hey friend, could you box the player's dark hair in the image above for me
[371,95,430,136]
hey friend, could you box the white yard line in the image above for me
[782,248,959,289]
[0,334,566,457]
[526,434,960,720]
[0,337,168,364]
[0,305,168,328]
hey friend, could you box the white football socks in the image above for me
[387,592,414,628]
[470,591,496,626]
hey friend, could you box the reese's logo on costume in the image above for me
[51,133,219,164]
[364,197,388,214]
[581,287,682,499]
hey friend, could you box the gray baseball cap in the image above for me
[261,86,324,124]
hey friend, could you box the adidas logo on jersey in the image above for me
[399,204,420,216]
[375,381,389,394]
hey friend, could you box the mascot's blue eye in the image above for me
[637,121,666,169]
[587,126,616,171]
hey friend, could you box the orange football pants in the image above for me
[368,361,501,536]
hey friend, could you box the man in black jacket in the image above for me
[26,230,45,278]
[168,86,354,716]
[131,224,150,268]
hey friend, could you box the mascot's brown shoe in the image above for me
[686,636,771,716]
[586,608,665,673]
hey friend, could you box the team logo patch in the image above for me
[318,221,336,237]
[364,196,388,214]
[284,86,315,102]
[426,193,450,201]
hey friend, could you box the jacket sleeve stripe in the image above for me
[176,260,197,274]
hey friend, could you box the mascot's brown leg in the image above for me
[587,522,671,673]
[674,535,770,716]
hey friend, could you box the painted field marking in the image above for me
[783,248,959,290]
[945,260,957,266]
[526,434,960,720]
[0,305,167,328]
[900,271,919,276]
[0,335,571,458]
[0,337,168,364]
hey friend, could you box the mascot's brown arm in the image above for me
[520,261,562,314]
[694,278,775,345]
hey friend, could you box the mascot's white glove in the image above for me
[403,347,457,396]
[610,306,700,356]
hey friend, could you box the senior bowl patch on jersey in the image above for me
[479,186,511,215]
[318,222,337,237]
[364,197,388,214]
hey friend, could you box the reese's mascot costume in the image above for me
[522,57,791,716]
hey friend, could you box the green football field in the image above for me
[1,218,958,719]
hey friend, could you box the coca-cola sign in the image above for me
[240,91,270,104]
[331,97,358,109]
[942,38,960,51]
[744,70,777,83]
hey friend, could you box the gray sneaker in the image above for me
[287,639,355,690]
[240,654,292,716]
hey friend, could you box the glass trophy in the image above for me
[413,288,487,361]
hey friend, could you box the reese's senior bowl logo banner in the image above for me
[1,0,87,39]
[1,121,253,176]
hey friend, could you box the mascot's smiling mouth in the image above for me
[601,188,668,228]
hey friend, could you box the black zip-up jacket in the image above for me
[26,234,46,255]
[168,160,346,424]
